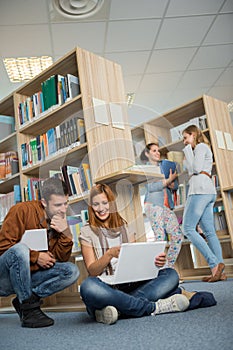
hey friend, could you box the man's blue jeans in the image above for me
[182,194,223,269]
[0,243,79,302]
[80,268,180,318]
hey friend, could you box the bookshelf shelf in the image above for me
[0,132,17,151]
[96,168,164,186]
[0,173,20,193]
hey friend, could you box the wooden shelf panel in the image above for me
[0,173,20,193]
[222,186,233,192]
[0,93,15,116]
[95,168,164,186]
[0,132,17,152]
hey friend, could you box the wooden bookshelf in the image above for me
[132,94,233,280]
[0,47,153,310]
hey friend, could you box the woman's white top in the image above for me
[183,143,216,196]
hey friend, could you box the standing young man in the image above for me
[0,177,79,328]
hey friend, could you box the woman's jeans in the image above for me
[80,268,180,318]
[182,194,223,269]
[0,243,79,302]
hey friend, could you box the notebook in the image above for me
[20,229,48,251]
[98,241,166,285]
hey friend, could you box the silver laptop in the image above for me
[99,241,166,285]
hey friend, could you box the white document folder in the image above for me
[21,229,48,251]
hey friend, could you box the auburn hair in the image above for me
[88,184,126,231]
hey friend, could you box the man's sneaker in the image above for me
[12,297,22,318]
[153,294,190,315]
[20,294,54,328]
[95,306,118,325]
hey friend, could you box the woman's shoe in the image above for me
[202,272,227,282]
[202,263,225,283]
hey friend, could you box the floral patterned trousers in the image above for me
[144,203,183,268]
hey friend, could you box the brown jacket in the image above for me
[0,200,73,272]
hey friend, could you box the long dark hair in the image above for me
[140,142,159,162]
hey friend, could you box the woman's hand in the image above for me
[107,246,121,259]
[155,252,166,267]
[168,169,177,184]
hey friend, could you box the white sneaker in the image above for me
[95,306,118,325]
[153,294,190,315]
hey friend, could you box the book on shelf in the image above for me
[199,115,207,130]
[46,128,57,156]
[0,191,15,222]
[14,184,21,203]
[25,178,42,201]
[66,74,80,99]
[0,152,6,179]
[61,164,90,196]
[81,163,92,190]
[67,165,81,196]
[49,170,63,180]
[213,206,227,231]
[76,118,86,144]
[0,151,19,179]
[71,170,83,195]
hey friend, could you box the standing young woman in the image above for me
[182,125,226,282]
[140,143,183,268]
[79,184,191,325]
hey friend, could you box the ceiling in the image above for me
[0,0,233,127]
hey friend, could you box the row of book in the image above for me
[213,206,227,232]
[0,185,21,222]
[23,163,92,202]
[17,73,80,126]
[20,116,86,168]
[174,174,220,208]
[170,115,208,143]
[55,163,93,197]
[0,151,19,179]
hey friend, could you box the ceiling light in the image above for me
[3,56,53,82]
[126,93,135,107]
[53,0,105,19]
[228,100,233,112]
